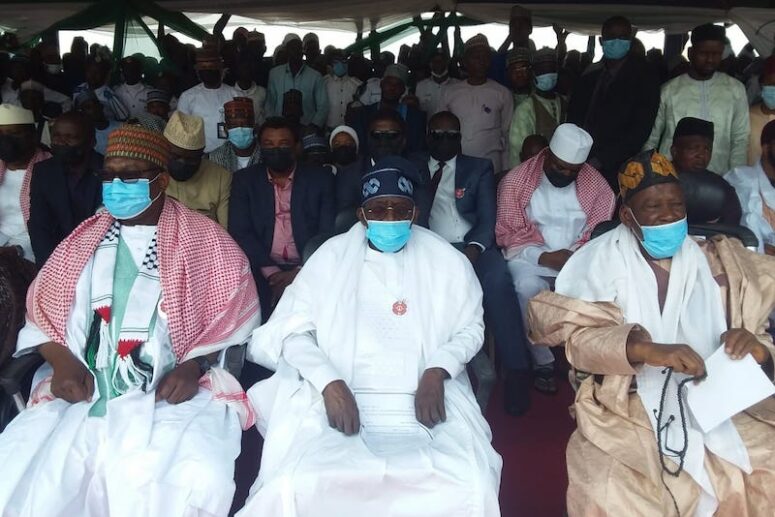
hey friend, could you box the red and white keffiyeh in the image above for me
[0,147,51,223]
[494,148,615,254]
[26,198,260,428]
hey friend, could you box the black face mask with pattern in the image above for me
[0,135,25,163]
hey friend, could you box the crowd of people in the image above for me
[0,4,774,516]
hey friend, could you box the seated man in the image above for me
[496,123,615,392]
[0,104,51,262]
[0,125,260,515]
[337,109,431,225]
[529,150,775,515]
[163,111,231,229]
[671,116,741,225]
[208,97,262,173]
[229,117,335,321]
[240,158,502,516]
[726,120,775,254]
[415,111,532,414]
[520,134,549,164]
[28,111,103,265]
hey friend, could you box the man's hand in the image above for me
[538,249,573,271]
[628,340,706,378]
[269,268,300,305]
[41,343,94,403]
[462,245,482,265]
[156,360,201,404]
[322,380,360,435]
[0,245,23,258]
[415,367,449,428]
[552,24,569,42]
[722,329,771,364]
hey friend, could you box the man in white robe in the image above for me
[0,125,260,516]
[240,157,502,516]
[496,123,615,392]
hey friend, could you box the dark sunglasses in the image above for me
[429,130,461,140]
[369,130,402,141]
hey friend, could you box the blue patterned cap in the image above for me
[361,156,420,205]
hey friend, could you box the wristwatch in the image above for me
[192,355,213,376]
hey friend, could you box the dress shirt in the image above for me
[234,81,267,124]
[261,170,300,279]
[427,156,480,249]
[114,82,152,119]
[176,83,240,153]
[73,84,130,121]
[265,64,329,128]
[415,76,458,115]
[324,74,362,129]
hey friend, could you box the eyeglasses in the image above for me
[429,130,461,140]
[99,168,162,183]
[364,205,415,220]
[369,130,402,141]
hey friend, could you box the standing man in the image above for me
[233,56,267,126]
[0,124,260,515]
[114,55,152,119]
[176,48,239,153]
[440,35,513,174]
[239,158,501,516]
[496,124,615,392]
[265,35,329,131]
[568,16,660,190]
[228,117,335,320]
[505,47,533,108]
[415,50,458,115]
[0,104,51,262]
[324,50,361,131]
[208,97,262,173]
[72,56,130,122]
[509,47,566,168]
[75,90,120,155]
[645,23,750,175]
[417,111,532,414]
[490,5,536,87]
[163,112,231,229]
[28,111,102,265]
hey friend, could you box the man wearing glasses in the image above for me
[0,124,260,515]
[241,156,501,516]
[412,111,532,415]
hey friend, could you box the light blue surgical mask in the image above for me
[365,220,412,253]
[102,175,160,220]
[332,61,348,78]
[630,209,688,259]
[602,39,631,60]
[534,72,558,92]
[762,85,775,110]
[228,126,255,150]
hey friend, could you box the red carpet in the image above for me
[486,378,576,517]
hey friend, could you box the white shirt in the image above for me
[120,224,157,266]
[0,168,33,260]
[234,81,267,125]
[358,77,383,106]
[176,83,240,153]
[1,78,18,105]
[428,157,474,246]
[517,174,587,266]
[324,74,362,129]
[114,82,152,119]
[236,155,252,170]
[416,76,458,116]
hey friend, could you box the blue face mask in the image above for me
[762,85,775,110]
[332,61,348,78]
[534,72,558,92]
[102,175,160,220]
[228,126,255,150]
[631,210,688,259]
[602,38,631,60]
[365,220,412,253]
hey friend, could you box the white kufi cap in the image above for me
[549,123,593,165]
[0,104,35,125]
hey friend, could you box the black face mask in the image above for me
[168,157,201,182]
[544,167,575,188]
[368,132,403,161]
[198,70,222,88]
[0,135,25,163]
[428,135,461,163]
[51,144,86,164]
[331,145,357,166]
[262,147,295,172]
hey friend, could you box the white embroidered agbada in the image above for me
[241,224,502,517]
[554,225,752,516]
[724,162,775,253]
[0,199,261,517]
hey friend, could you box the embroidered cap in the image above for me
[673,117,714,142]
[361,156,421,205]
[383,63,409,85]
[224,97,255,124]
[618,149,679,202]
[164,111,205,151]
[105,124,171,169]
[507,46,532,67]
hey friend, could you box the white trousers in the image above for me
[507,257,556,367]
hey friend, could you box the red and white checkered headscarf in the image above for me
[27,197,259,361]
[495,148,615,254]
[0,147,52,223]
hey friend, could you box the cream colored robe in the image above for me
[529,236,775,516]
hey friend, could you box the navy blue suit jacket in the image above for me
[228,163,335,275]
[28,152,103,266]
[411,152,497,250]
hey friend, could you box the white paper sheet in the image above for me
[355,391,433,456]
[686,347,775,433]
